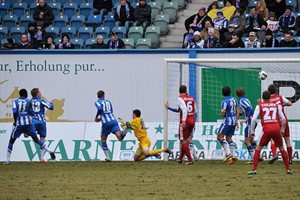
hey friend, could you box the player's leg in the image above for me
[269,139,279,164]
[5,125,23,164]
[273,132,292,174]
[112,120,127,141]
[283,124,292,164]
[227,134,238,164]
[181,125,194,164]
[244,125,254,163]
[217,123,231,161]
[100,134,110,161]
[36,123,47,162]
[134,145,144,161]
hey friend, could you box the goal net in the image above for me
[163,58,300,161]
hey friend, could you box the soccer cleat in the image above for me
[259,157,264,162]
[289,160,293,165]
[40,160,46,163]
[268,156,278,164]
[248,170,257,175]
[50,152,56,160]
[3,161,10,165]
[164,148,172,154]
[286,170,293,174]
[176,159,183,164]
[223,154,233,162]
[104,158,111,162]
[185,161,194,165]
[153,153,161,159]
[229,156,238,165]
[245,160,253,164]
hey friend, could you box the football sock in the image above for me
[280,149,290,170]
[182,143,193,162]
[220,139,230,156]
[40,148,46,160]
[287,146,293,161]
[120,129,127,140]
[7,143,13,162]
[150,149,165,155]
[247,145,254,159]
[39,142,51,153]
[189,143,197,160]
[252,149,261,171]
[271,143,277,157]
[101,142,109,159]
[228,141,235,157]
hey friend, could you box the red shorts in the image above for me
[259,129,283,147]
[178,123,195,140]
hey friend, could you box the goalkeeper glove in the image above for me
[118,117,127,129]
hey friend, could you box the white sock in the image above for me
[103,149,109,159]
[40,149,46,160]
[221,140,231,156]
[7,151,11,162]
[228,142,235,157]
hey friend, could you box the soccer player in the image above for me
[165,85,196,165]
[217,86,239,164]
[267,84,293,164]
[30,88,54,163]
[248,90,292,175]
[119,109,172,161]
[94,90,127,162]
[236,87,258,164]
[4,89,55,164]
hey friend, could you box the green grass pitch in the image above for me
[0,160,299,200]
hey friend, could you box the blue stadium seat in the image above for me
[53,15,69,31]
[84,38,96,49]
[95,26,110,39]
[0,26,8,41]
[48,3,62,17]
[20,15,34,31]
[122,38,135,49]
[135,38,151,49]
[149,1,161,23]
[0,2,10,19]
[111,26,127,39]
[79,2,93,20]
[54,38,62,44]
[103,14,116,30]
[21,0,35,5]
[70,15,85,32]
[78,27,93,42]
[86,14,102,30]
[293,36,300,47]
[61,26,77,39]
[10,27,26,43]
[70,0,84,4]
[12,3,27,18]
[63,3,78,20]
[1,38,15,45]
[153,14,169,35]
[29,2,39,15]
[45,26,60,39]
[145,26,160,48]
[286,0,297,12]
[70,38,83,49]
[128,26,143,45]
[55,0,69,4]
[3,15,18,30]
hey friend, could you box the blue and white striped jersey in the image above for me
[30,97,54,122]
[95,98,117,124]
[12,97,32,125]
[221,96,238,125]
[239,96,254,126]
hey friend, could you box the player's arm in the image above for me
[220,101,227,117]
[177,97,187,128]
[282,96,292,107]
[277,105,286,134]
[250,105,260,135]
[165,101,180,112]
[42,99,54,110]
[235,103,240,129]
[94,110,101,122]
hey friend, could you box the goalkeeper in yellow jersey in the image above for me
[119,109,172,161]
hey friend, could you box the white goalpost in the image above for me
[163,58,300,161]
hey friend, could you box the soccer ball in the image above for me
[258,71,267,80]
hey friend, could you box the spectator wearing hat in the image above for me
[27,22,36,43]
[244,31,261,48]
[261,29,279,47]
[33,0,54,28]
[228,8,246,36]
[92,0,113,24]
[278,6,296,36]
[182,26,195,48]
[107,31,125,49]
[225,32,245,48]
[114,0,134,34]
[91,35,109,49]
[203,27,220,48]
[185,7,211,32]
[187,38,200,49]
[221,23,236,47]
[193,31,204,48]
[213,10,228,42]
[44,35,57,49]
[266,12,279,34]
[279,32,298,47]
[133,0,151,33]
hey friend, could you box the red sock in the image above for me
[178,147,184,161]
[287,147,293,161]
[280,150,290,171]
[252,149,261,171]
[271,143,277,157]
[182,143,193,162]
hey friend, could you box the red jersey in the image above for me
[178,94,195,125]
[259,101,281,133]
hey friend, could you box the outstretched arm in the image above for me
[165,101,180,113]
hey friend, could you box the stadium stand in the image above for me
[45,26,60,39]
[70,38,84,49]
[19,15,34,31]
[95,26,111,39]
[61,27,77,39]
[123,38,135,49]
[78,27,94,42]
[2,15,18,30]
[111,26,127,39]
[0,26,8,41]
[70,15,86,32]
[0,2,10,19]
[154,14,169,35]
[145,25,160,48]
[135,38,152,49]
[128,26,144,45]
[103,14,116,31]
[53,15,69,31]
[48,3,62,17]
[163,2,178,24]
[84,38,96,49]
[63,3,78,20]
[10,27,25,43]
[79,2,93,20]
[149,1,162,23]
[12,2,27,18]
